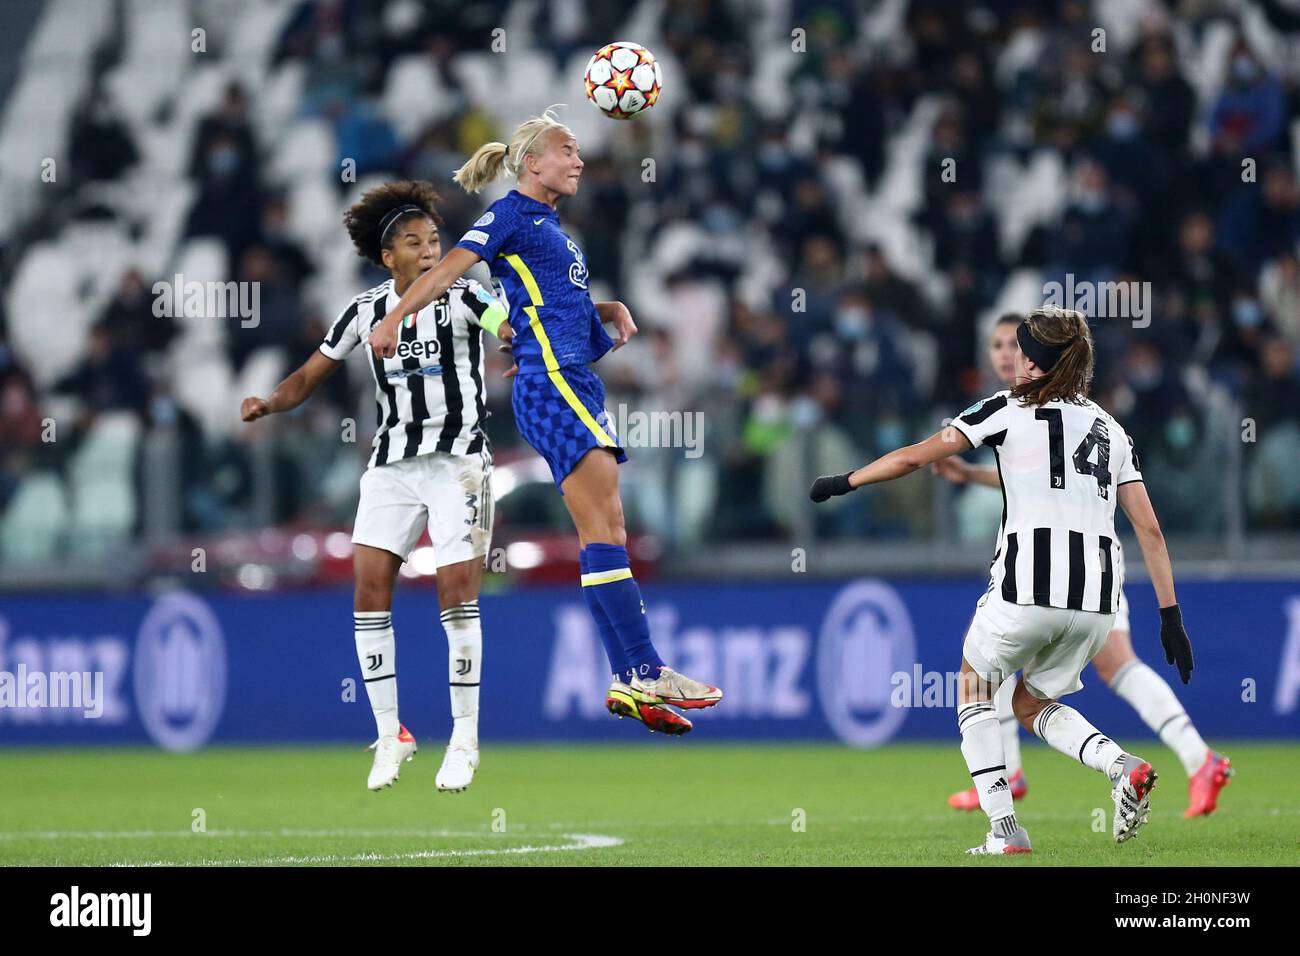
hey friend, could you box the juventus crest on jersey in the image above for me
[320,277,495,468]
[951,390,1143,613]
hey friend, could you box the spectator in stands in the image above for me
[0,337,48,509]
[332,99,400,184]
[226,245,302,373]
[189,84,258,186]
[68,90,138,185]
[932,189,1001,279]
[1121,341,1189,451]
[258,196,314,286]
[185,128,265,263]
[1244,337,1300,527]
[99,268,177,356]
[53,325,150,419]
[1217,162,1300,273]
[1047,158,1133,277]
[1132,33,1195,157]
[1208,40,1288,155]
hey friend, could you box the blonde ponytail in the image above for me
[452,106,573,193]
[452,141,509,193]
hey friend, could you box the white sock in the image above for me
[1109,659,1208,776]
[1033,702,1125,778]
[355,611,398,737]
[441,601,481,749]
[958,700,1017,831]
[995,674,1022,776]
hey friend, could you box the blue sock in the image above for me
[583,543,663,680]
[580,547,631,682]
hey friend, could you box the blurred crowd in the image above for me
[1,0,1299,567]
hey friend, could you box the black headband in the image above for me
[378,204,426,244]
[1017,320,1065,372]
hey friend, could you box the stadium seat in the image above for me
[286,174,342,252]
[171,350,236,439]
[381,54,456,140]
[253,61,307,146]
[67,412,141,556]
[270,118,336,180]
[6,240,84,387]
[954,482,1003,546]
[0,472,70,564]
[170,238,231,348]
[233,346,288,410]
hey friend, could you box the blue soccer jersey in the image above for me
[455,189,614,374]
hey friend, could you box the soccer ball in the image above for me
[584,41,662,119]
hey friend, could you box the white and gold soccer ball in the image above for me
[584,41,662,119]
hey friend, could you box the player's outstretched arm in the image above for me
[240,350,342,422]
[1119,480,1193,683]
[371,247,490,358]
[810,427,972,501]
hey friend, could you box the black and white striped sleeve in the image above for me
[951,393,1011,449]
[1116,421,1143,485]
[319,298,361,360]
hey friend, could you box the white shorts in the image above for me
[352,451,493,566]
[1113,590,1130,633]
[963,596,1115,700]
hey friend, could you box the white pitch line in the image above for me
[110,833,624,867]
[0,828,493,842]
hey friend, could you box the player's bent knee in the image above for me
[1011,682,1047,733]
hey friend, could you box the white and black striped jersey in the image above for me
[951,390,1143,613]
[320,277,499,468]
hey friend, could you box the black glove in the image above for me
[1159,604,1194,684]
[809,472,855,503]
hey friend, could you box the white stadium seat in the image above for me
[381,53,456,140]
[0,472,70,564]
[270,118,336,180]
[67,411,142,556]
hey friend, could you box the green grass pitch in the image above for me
[1,742,1295,866]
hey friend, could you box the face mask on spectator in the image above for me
[151,397,179,426]
[875,421,905,449]
[208,144,240,178]
[1231,55,1259,85]
[1165,417,1195,450]
[1107,113,1139,140]
[834,307,870,340]
[1129,363,1161,389]
[1076,187,1107,213]
[1232,300,1264,328]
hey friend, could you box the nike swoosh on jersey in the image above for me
[533,218,545,225]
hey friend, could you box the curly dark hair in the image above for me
[343,180,445,267]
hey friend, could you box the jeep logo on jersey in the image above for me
[394,338,441,361]
[816,580,916,748]
[133,592,227,753]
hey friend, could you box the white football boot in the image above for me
[366,724,417,790]
[630,666,723,710]
[1111,754,1158,843]
[967,825,1033,855]
[436,745,480,793]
